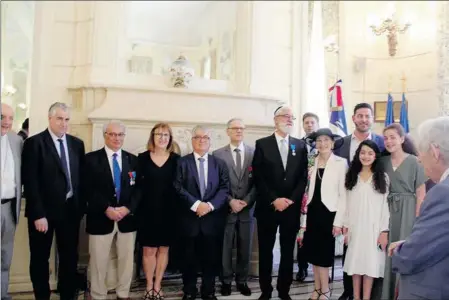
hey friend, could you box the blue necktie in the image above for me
[57,139,71,194]
[198,157,206,199]
[112,153,121,201]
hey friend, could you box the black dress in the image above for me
[302,168,336,267]
[136,151,180,247]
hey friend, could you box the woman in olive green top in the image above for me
[380,123,426,300]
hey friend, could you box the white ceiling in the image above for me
[127,1,214,47]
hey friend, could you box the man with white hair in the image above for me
[22,102,86,300]
[1,103,23,300]
[388,116,449,299]
[252,106,308,300]
[83,120,138,300]
[174,125,230,300]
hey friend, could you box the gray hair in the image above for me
[191,125,211,137]
[226,118,244,128]
[416,116,449,165]
[48,102,70,117]
[103,120,126,133]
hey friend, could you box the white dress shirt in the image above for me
[48,129,73,198]
[275,132,290,151]
[440,168,449,182]
[104,146,122,175]
[349,132,372,162]
[1,134,16,199]
[230,143,245,167]
[190,152,214,212]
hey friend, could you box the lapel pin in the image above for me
[290,144,296,156]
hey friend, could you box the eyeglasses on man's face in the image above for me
[277,114,296,120]
[192,136,210,141]
[228,127,245,131]
[105,132,126,138]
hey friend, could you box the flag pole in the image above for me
[388,74,393,94]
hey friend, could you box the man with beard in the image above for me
[252,106,308,300]
[333,103,385,300]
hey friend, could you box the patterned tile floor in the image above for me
[12,261,344,300]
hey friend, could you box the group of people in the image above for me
[1,100,448,300]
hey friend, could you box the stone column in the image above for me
[438,1,449,116]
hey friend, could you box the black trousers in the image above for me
[27,205,80,300]
[182,233,220,296]
[257,215,297,296]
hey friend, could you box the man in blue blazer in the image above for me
[333,103,385,300]
[389,117,449,299]
[174,125,230,300]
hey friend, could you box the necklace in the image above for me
[317,167,324,180]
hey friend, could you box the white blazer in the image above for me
[302,153,348,228]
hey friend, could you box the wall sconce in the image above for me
[369,5,411,57]
[1,85,17,97]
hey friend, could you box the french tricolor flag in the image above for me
[329,79,348,137]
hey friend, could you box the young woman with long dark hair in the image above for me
[343,140,389,300]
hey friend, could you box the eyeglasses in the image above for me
[228,127,245,131]
[154,133,170,138]
[105,132,125,138]
[277,114,296,120]
[192,136,210,141]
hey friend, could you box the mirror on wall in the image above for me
[125,1,237,82]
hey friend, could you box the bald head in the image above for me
[1,103,14,136]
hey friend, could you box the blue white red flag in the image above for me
[329,79,348,136]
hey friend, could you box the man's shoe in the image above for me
[236,283,251,296]
[338,292,352,300]
[182,293,197,300]
[258,292,272,300]
[221,283,232,296]
[278,294,292,300]
[201,294,218,300]
[296,269,308,282]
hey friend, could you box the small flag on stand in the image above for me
[385,93,395,126]
[399,92,409,133]
[329,79,348,136]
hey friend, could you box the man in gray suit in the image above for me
[213,118,255,297]
[1,103,23,300]
[388,116,449,299]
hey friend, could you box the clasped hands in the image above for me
[105,206,130,222]
[196,202,212,217]
[230,199,247,213]
[272,198,293,212]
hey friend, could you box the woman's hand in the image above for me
[332,226,342,237]
[342,227,349,245]
[377,231,389,251]
[388,240,405,257]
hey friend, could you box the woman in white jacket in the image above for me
[300,128,347,300]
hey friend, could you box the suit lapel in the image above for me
[100,148,114,189]
[285,136,296,176]
[225,145,239,179]
[121,151,130,189]
[189,154,201,191]
[270,134,285,171]
[242,144,252,174]
[66,136,78,186]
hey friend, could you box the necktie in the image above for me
[57,139,72,194]
[234,148,242,177]
[112,153,121,201]
[280,138,288,170]
[198,157,206,199]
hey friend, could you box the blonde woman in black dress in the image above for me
[136,123,180,300]
[301,129,347,300]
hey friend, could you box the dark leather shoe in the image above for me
[278,294,292,300]
[237,283,251,296]
[201,294,218,300]
[221,283,232,296]
[338,292,352,300]
[182,293,197,300]
[296,269,308,282]
[258,292,272,300]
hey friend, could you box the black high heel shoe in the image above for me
[143,289,154,300]
[308,289,321,300]
[153,289,165,300]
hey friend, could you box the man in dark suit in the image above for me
[213,118,255,297]
[174,125,230,300]
[295,112,319,282]
[18,117,29,141]
[253,106,308,300]
[1,103,23,300]
[333,103,385,300]
[22,102,85,300]
[83,120,138,300]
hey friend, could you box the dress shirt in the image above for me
[440,168,449,182]
[349,132,372,162]
[275,131,290,154]
[1,134,16,199]
[104,146,122,175]
[230,142,245,167]
[191,152,214,212]
[48,129,73,198]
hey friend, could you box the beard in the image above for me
[278,122,293,134]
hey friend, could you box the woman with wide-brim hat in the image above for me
[300,128,347,300]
